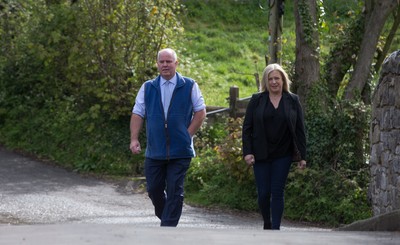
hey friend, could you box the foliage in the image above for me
[0,0,183,122]
[285,167,371,226]
[194,117,228,153]
[306,82,370,172]
[323,8,365,97]
[66,0,184,119]
[186,117,257,210]
[214,117,253,183]
[0,0,181,173]
[298,0,319,46]
[0,98,144,175]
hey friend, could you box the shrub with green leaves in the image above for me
[285,167,371,226]
[187,117,257,210]
[0,0,182,174]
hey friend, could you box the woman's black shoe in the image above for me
[263,222,271,230]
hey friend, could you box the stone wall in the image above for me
[369,50,400,215]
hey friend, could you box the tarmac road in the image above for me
[1,146,399,244]
[0,146,274,228]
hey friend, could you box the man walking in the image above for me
[130,48,206,226]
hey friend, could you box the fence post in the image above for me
[229,86,239,118]
[254,73,260,91]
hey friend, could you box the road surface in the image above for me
[1,146,399,244]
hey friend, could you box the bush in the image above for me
[0,0,181,175]
[285,167,371,226]
[306,83,370,172]
[0,99,144,175]
[187,117,257,210]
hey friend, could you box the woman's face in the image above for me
[267,70,284,95]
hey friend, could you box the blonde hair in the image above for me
[260,63,291,93]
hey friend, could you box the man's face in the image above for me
[157,51,178,80]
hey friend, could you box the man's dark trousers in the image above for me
[145,157,191,226]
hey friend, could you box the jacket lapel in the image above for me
[283,92,297,135]
[255,92,269,128]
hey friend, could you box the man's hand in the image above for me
[130,140,141,154]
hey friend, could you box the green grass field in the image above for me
[178,0,291,106]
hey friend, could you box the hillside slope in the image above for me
[179,0,280,106]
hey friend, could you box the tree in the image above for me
[0,0,183,122]
[344,0,399,101]
[323,13,365,101]
[67,0,184,119]
[375,5,400,73]
[294,0,399,105]
[267,0,284,65]
[294,0,399,170]
[293,0,320,110]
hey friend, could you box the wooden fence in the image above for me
[206,86,253,123]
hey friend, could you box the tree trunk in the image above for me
[324,15,365,99]
[375,5,400,73]
[344,0,399,101]
[267,0,284,65]
[293,0,320,110]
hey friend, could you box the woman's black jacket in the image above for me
[242,91,306,161]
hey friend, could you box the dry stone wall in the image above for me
[369,50,400,215]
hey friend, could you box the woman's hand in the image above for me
[297,160,306,170]
[244,154,255,167]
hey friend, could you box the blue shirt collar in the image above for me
[161,74,177,86]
